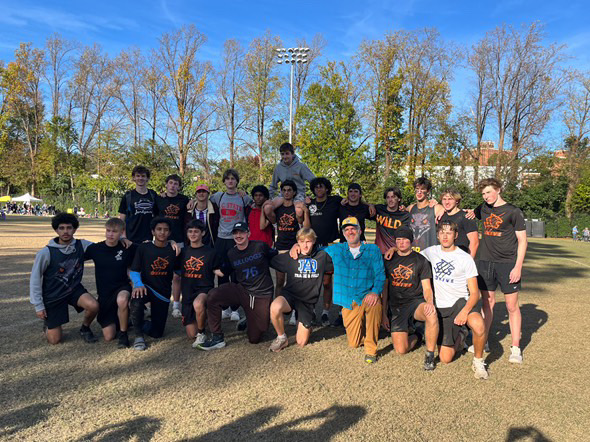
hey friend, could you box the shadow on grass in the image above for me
[506,426,552,441]
[73,416,162,441]
[0,402,57,437]
[188,404,366,441]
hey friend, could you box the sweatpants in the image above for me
[341,300,382,357]
[207,283,271,344]
[130,289,170,339]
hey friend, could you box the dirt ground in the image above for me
[0,216,589,441]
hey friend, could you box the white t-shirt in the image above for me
[349,245,361,258]
[420,245,478,308]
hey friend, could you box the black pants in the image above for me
[214,237,239,311]
[130,289,169,339]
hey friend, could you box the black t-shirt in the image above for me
[372,205,411,254]
[441,211,478,254]
[338,202,371,242]
[271,249,334,303]
[475,203,526,263]
[227,240,277,297]
[274,204,298,250]
[385,251,432,307]
[179,245,221,296]
[130,242,179,298]
[155,194,190,243]
[85,241,136,298]
[118,189,157,243]
[308,195,343,246]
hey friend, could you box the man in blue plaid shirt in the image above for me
[326,217,386,364]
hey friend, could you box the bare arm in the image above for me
[260,202,271,230]
[467,231,479,259]
[300,205,310,229]
[510,230,528,283]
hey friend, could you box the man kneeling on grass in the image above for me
[268,227,333,352]
[420,221,489,379]
[129,217,180,350]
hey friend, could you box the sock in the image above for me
[474,357,484,363]
[120,330,127,336]
[197,328,205,334]
[426,350,434,358]
[80,324,90,332]
[322,309,329,316]
[173,301,181,309]
[278,333,287,340]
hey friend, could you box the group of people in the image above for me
[29,142,528,380]
[572,225,590,241]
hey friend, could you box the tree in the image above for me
[114,46,145,148]
[44,33,77,121]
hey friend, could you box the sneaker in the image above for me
[508,346,523,364]
[236,317,248,331]
[331,315,344,327]
[472,358,489,379]
[423,353,436,371]
[192,332,207,348]
[230,310,240,322]
[288,311,297,326]
[221,308,232,320]
[269,335,288,352]
[196,334,226,351]
[365,354,377,364]
[133,336,147,351]
[172,307,182,318]
[117,332,130,349]
[321,312,330,326]
[79,326,98,343]
[468,342,490,354]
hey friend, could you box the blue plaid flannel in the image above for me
[325,242,385,309]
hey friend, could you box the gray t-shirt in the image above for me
[210,191,253,239]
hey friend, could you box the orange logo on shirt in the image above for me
[150,256,170,275]
[184,256,205,278]
[165,204,180,219]
[391,263,414,288]
[484,213,505,237]
[279,211,296,231]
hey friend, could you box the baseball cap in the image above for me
[341,216,360,230]
[347,183,362,193]
[231,222,249,233]
[394,226,414,242]
[196,184,210,193]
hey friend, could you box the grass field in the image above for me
[1,216,589,441]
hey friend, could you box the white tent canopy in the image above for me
[11,193,43,203]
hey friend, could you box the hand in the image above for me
[429,198,438,208]
[132,287,147,298]
[423,302,436,317]
[238,189,246,197]
[289,243,301,259]
[160,191,166,197]
[454,307,468,325]
[304,196,311,205]
[363,292,379,307]
[187,199,196,211]
[382,314,390,332]
[341,198,349,206]
[399,204,407,212]
[121,238,133,249]
[509,266,522,284]
[214,269,224,278]
[463,209,476,220]
[170,241,181,256]
[369,204,376,217]
[384,246,396,260]
[36,309,47,320]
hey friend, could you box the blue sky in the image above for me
[1,0,589,147]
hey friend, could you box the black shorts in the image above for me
[181,287,212,326]
[97,285,131,328]
[477,260,521,294]
[390,298,424,333]
[437,298,482,347]
[44,284,87,329]
[282,292,314,329]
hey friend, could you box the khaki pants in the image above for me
[341,300,382,356]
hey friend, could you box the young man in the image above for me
[421,221,489,379]
[155,174,190,319]
[292,217,385,364]
[250,185,273,247]
[263,180,310,296]
[189,184,218,247]
[372,186,411,255]
[118,166,157,244]
[338,183,375,242]
[84,218,136,348]
[440,188,479,258]
[308,177,343,326]
[382,226,438,370]
[196,222,278,350]
[407,177,445,252]
[474,178,527,364]
[269,142,315,202]
[129,217,180,350]
[179,220,223,347]
[30,213,99,345]
[269,227,333,351]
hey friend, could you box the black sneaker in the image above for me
[118,332,130,349]
[236,317,247,332]
[424,353,436,371]
[321,313,330,326]
[331,315,344,327]
[196,333,226,351]
[79,326,97,343]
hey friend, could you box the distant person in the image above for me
[583,227,590,242]
[572,225,578,241]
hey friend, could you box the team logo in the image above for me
[279,212,296,230]
[484,213,504,230]
[151,256,169,272]
[411,213,431,242]
[134,199,154,215]
[434,259,455,276]
[308,204,317,215]
[298,258,318,273]
[185,255,205,273]
[55,256,82,286]
[165,204,180,217]
[114,250,124,261]
[391,263,414,288]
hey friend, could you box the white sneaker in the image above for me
[288,311,297,326]
[467,342,490,354]
[192,333,207,348]
[509,346,523,364]
[221,308,232,320]
[230,310,240,321]
[472,358,489,380]
[172,307,182,318]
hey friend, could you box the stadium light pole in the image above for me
[276,47,310,144]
